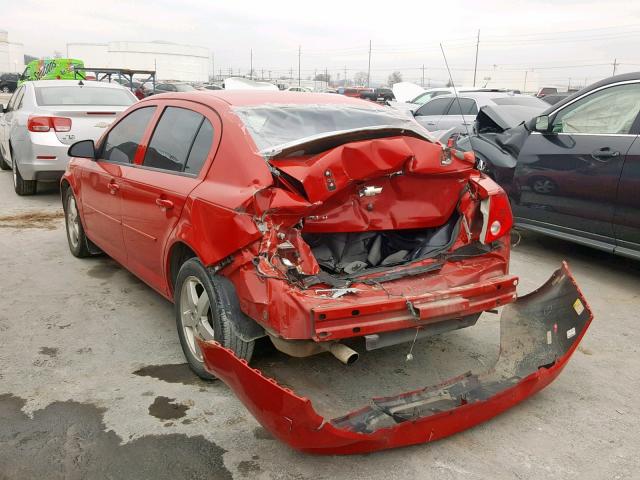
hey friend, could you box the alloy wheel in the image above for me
[180,276,215,362]
[66,194,81,249]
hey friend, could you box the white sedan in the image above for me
[0,80,137,195]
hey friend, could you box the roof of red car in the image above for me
[153,90,384,108]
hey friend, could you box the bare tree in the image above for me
[387,71,403,86]
[353,71,368,86]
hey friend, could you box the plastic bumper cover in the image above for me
[199,262,592,455]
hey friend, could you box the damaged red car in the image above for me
[62,91,592,454]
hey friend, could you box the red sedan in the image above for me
[61,91,591,454]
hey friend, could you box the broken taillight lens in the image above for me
[28,116,72,133]
[479,192,513,244]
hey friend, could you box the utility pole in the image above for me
[367,40,372,87]
[250,49,253,79]
[211,52,214,81]
[568,77,572,90]
[290,66,293,80]
[298,45,301,86]
[325,66,328,88]
[218,68,222,81]
[473,29,480,87]
[268,70,272,80]
[421,64,425,87]
[613,58,619,76]
[523,70,528,93]
[344,65,347,86]
[261,68,264,80]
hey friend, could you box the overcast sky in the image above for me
[3,0,640,88]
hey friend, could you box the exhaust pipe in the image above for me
[320,342,359,365]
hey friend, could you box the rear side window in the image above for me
[415,98,452,116]
[143,107,204,172]
[185,119,214,175]
[446,98,478,115]
[102,107,155,164]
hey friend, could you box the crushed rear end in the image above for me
[195,103,592,454]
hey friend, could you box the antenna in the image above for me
[440,43,472,141]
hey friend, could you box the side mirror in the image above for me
[534,115,550,132]
[68,139,96,160]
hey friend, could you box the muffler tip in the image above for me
[322,342,359,365]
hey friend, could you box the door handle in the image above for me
[591,148,620,162]
[107,180,119,194]
[155,198,174,210]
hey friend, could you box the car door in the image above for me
[512,81,640,244]
[413,97,454,131]
[119,101,219,293]
[0,86,24,161]
[614,136,640,258]
[80,106,156,263]
[436,97,478,132]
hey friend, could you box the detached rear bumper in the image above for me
[200,262,592,455]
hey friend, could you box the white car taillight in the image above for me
[28,116,72,133]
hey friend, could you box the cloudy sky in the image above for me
[3,0,640,88]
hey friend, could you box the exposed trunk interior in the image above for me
[303,213,460,276]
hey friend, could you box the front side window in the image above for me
[415,98,453,116]
[552,83,640,134]
[102,107,156,164]
[6,86,23,111]
[143,107,204,172]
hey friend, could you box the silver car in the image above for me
[412,92,548,135]
[0,80,137,195]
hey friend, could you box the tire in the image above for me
[12,150,36,195]
[0,147,9,170]
[64,188,91,258]
[175,258,255,380]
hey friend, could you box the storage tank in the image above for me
[0,30,25,73]
[67,41,210,82]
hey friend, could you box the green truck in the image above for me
[19,58,85,84]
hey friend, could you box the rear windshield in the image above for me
[233,104,431,153]
[35,86,136,106]
[491,96,547,108]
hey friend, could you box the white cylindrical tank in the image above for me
[67,41,210,82]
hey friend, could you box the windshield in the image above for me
[35,86,136,106]
[233,104,433,154]
[491,96,547,108]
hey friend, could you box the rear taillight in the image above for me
[28,116,72,133]
[479,192,513,244]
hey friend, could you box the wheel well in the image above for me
[168,242,197,295]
